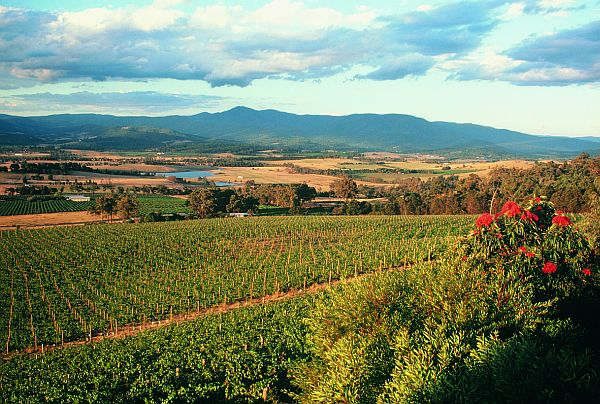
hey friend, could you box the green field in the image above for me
[0,195,189,217]
[0,199,93,216]
[0,215,471,352]
[0,294,316,402]
[1,213,599,403]
[137,195,191,215]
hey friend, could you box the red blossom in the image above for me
[501,201,521,217]
[582,268,592,276]
[518,246,528,254]
[552,215,571,227]
[542,262,557,274]
[525,251,536,258]
[533,197,541,203]
[520,211,539,222]
[461,256,468,262]
[476,213,494,228]
[536,206,542,211]
[496,233,502,239]
[473,229,480,236]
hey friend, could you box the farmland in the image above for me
[0,199,92,216]
[0,195,189,217]
[0,215,471,353]
[137,195,191,215]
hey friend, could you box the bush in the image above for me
[292,196,600,403]
[463,197,597,301]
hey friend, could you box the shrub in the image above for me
[463,197,597,301]
[292,196,600,403]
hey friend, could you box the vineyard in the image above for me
[137,195,191,215]
[0,215,471,353]
[0,199,93,216]
[0,195,189,217]
[0,293,318,402]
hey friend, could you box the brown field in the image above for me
[271,158,360,170]
[212,166,342,190]
[0,211,102,228]
[266,157,538,182]
[91,163,176,172]
[70,172,172,186]
[67,149,131,160]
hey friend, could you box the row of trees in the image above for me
[188,188,259,217]
[353,153,600,214]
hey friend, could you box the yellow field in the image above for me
[211,166,341,190]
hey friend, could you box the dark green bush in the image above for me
[293,197,600,403]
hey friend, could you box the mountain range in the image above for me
[1,106,598,158]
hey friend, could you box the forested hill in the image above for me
[1,107,599,157]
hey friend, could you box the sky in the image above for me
[0,0,598,136]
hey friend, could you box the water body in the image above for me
[155,170,236,187]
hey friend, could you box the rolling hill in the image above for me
[0,107,598,157]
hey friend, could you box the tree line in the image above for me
[338,153,600,215]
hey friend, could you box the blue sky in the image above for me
[0,0,598,136]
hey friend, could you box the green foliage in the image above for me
[293,197,600,403]
[0,297,315,403]
[0,215,469,352]
[464,197,597,301]
[0,198,92,216]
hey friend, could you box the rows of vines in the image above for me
[0,199,92,216]
[0,215,471,353]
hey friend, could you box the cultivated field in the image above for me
[0,215,471,353]
[210,166,340,190]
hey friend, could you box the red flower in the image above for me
[533,197,541,203]
[552,215,570,227]
[501,201,521,217]
[536,206,542,211]
[496,233,502,239]
[473,229,480,236]
[582,268,591,276]
[461,256,468,262]
[476,213,494,228]
[520,211,539,222]
[518,246,536,258]
[542,262,557,274]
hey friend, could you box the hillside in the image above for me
[1,107,599,157]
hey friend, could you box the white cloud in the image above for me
[191,0,377,37]
[502,2,525,19]
[538,0,575,8]
[2,0,594,88]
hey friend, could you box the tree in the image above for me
[226,193,259,214]
[295,183,317,203]
[330,176,358,199]
[116,194,139,219]
[189,188,219,218]
[90,194,117,221]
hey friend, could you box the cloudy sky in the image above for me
[0,0,598,136]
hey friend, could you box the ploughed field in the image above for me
[1,215,471,353]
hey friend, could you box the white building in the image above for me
[66,194,91,202]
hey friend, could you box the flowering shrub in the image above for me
[463,197,597,296]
